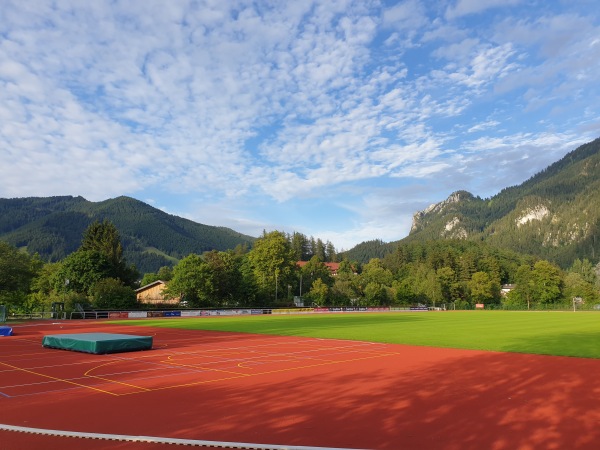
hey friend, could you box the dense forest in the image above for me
[2,223,599,316]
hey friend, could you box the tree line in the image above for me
[2,222,600,315]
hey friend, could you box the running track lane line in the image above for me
[0,361,119,396]
[0,424,367,450]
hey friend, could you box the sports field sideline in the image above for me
[2,311,600,449]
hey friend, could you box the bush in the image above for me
[90,278,137,310]
[454,300,471,310]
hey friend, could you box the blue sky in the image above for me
[1,1,599,251]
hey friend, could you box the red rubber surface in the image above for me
[1,320,600,449]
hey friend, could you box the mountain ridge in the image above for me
[0,195,255,273]
[3,138,600,272]
[344,137,600,267]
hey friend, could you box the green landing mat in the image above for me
[42,332,152,354]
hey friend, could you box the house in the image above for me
[297,261,341,276]
[500,284,515,297]
[135,280,179,305]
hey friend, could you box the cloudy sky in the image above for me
[1,1,599,250]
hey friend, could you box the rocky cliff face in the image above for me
[516,205,550,227]
[410,190,477,236]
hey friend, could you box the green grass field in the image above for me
[116,311,600,359]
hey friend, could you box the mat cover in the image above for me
[42,332,152,354]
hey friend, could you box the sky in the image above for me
[1,0,600,251]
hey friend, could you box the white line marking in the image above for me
[0,423,366,450]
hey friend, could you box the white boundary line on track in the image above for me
[0,424,366,450]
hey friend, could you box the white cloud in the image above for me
[383,0,428,30]
[432,38,480,63]
[445,0,522,20]
[447,43,518,91]
[1,0,599,250]
[468,120,500,133]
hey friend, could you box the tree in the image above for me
[140,272,161,287]
[436,266,456,305]
[569,259,597,285]
[140,266,174,287]
[79,220,138,287]
[299,256,334,296]
[392,279,415,305]
[164,251,244,308]
[52,250,113,295]
[510,264,536,310]
[80,220,123,266]
[238,255,259,306]
[336,260,356,279]
[90,278,137,309]
[29,261,63,312]
[290,232,309,261]
[246,231,297,304]
[325,241,337,262]
[468,271,500,305]
[360,259,393,287]
[0,241,39,311]
[531,260,563,304]
[164,254,213,307]
[315,239,326,261]
[330,278,358,305]
[563,272,598,306]
[157,266,174,281]
[409,263,442,306]
[364,282,390,306]
[308,278,329,305]
[458,253,477,284]
[203,250,243,306]
[479,255,502,284]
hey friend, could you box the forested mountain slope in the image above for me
[0,196,255,273]
[345,137,600,267]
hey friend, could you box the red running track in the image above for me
[1,320,600,449]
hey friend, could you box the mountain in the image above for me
[0,196,255,273]
[345,137,600,267]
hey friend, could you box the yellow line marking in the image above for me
[0,361,118,396]
[84,375,151,392]
[3,336,400,398]
[237,356,302,369]
[84,360,131,377]
[163,360,253,376]
[117,351,401,396]
[83,361,151,392]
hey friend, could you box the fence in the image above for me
[466,303,600,311]
[4,311,67,320]
[4,303,600,323]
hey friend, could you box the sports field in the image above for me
[2,311,600,449]
[120,310,600,358]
